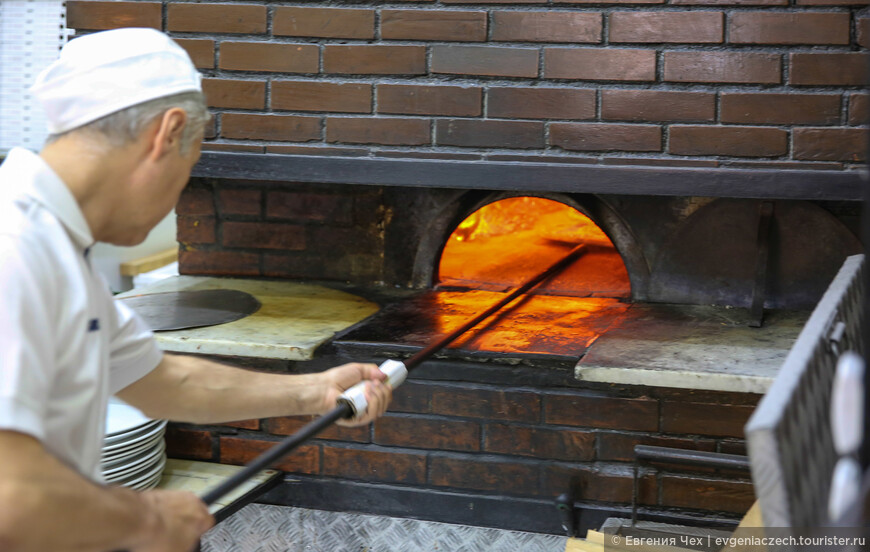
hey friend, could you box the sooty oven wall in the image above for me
[69,0,866,530]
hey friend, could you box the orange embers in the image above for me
[438,197,630,298]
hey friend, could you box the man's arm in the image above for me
[0,431,212,552]
[116,353,392,427]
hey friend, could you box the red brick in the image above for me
[601,90,714,122]
[436,119,544,149]
[485,423,595,461]
[488,87,596,120]
[602,157,719,168]
[327,117,430,146]
[218,189,261,217]
[168,3,266,34]
[544,394,658,431]
[430,455,539,495]
[430,387,540,422]
[610,12,723,43]
[174,39,215,69]
[201,79,265,110]
[664,52,780,84]
[221,113,321,142]
[266,192,353,224]
[789,53,870,86]
[729,13,849,45]
[266,145,369,157]
[545,48,656,81]
[378,84,481,117]
[323,45,426,75]
[219,42,318,74]
[273,81,372,114]
[849,94,869,125]
[220,436,319,474]
[389,382,431,413]
[668,126,787,157]
[550,123,661,152]
[564,0,663,3]
[164,426,213,460]
[221,419,259,430]
[720,93,841,125]
[322,446,426,484]
[265,416,370,443]
[67,1,161,30]
[177,188,214,216]
[724,160,842,170]
[661,475,755,513]
[432,45,539,78]
[374,415,481,451]
[222,221,306,251]
[201,143,264,154]
[793,128,868,162]
[859,18,870,48]
[177,215,215,245]
[274,7,375,39]
[719,440,747,456]
[382,10,487,41]
[444,0,546,3]
[492,12,601,43]
[597,433,717,462]
[178,250,260,276]
[203,119,216,140]
[797,0,869,5]
[661,401,757,437]
[544,464,657,504]
[673,0,784,3]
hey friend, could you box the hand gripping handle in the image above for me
[337,360,407,418]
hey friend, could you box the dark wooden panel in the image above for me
[192,152,865,201]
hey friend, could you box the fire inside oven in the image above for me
[338,196,634,363]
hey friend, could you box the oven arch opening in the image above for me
[436,196,631,299]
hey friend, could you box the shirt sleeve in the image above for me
[0,235,56,441]
[104,290,163,395]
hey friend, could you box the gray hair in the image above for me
[47,91,209,154]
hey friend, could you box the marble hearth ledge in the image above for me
[116,276,380,360]
[574,306,809,394]
[118,276,807,394]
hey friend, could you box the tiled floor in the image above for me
[202,504,567,552]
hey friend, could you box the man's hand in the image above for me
[134,489,214,552]
[318,362,393,426]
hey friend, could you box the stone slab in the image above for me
[117,276,380,360]
[576,305,809,394]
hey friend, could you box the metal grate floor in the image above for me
[202,504,568,552]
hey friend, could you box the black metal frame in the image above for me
[192,152,865,201]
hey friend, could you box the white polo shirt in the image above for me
[0,147,163,481]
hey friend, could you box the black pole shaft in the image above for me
[200,404,350,505]
[199,242,589,506]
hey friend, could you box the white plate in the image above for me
[102,421,167,453]
[114,454,166,489]
[102,440,166,479]
[130,469,164,491]
[101,427,165,461]
[101,433,163,467]
[104,419,162,445]
[105,399,152,436]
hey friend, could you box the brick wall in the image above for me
[166,368,759,516]
[67,0,868,168]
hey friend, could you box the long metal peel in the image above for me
[199,243,589,507]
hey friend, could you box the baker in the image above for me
[0,28,392,552]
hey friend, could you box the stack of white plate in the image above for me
[101,399,168,490]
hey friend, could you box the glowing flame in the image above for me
[438,197,630,298]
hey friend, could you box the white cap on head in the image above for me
[30,28,202,135]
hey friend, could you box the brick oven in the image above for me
[69,0,867,535]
